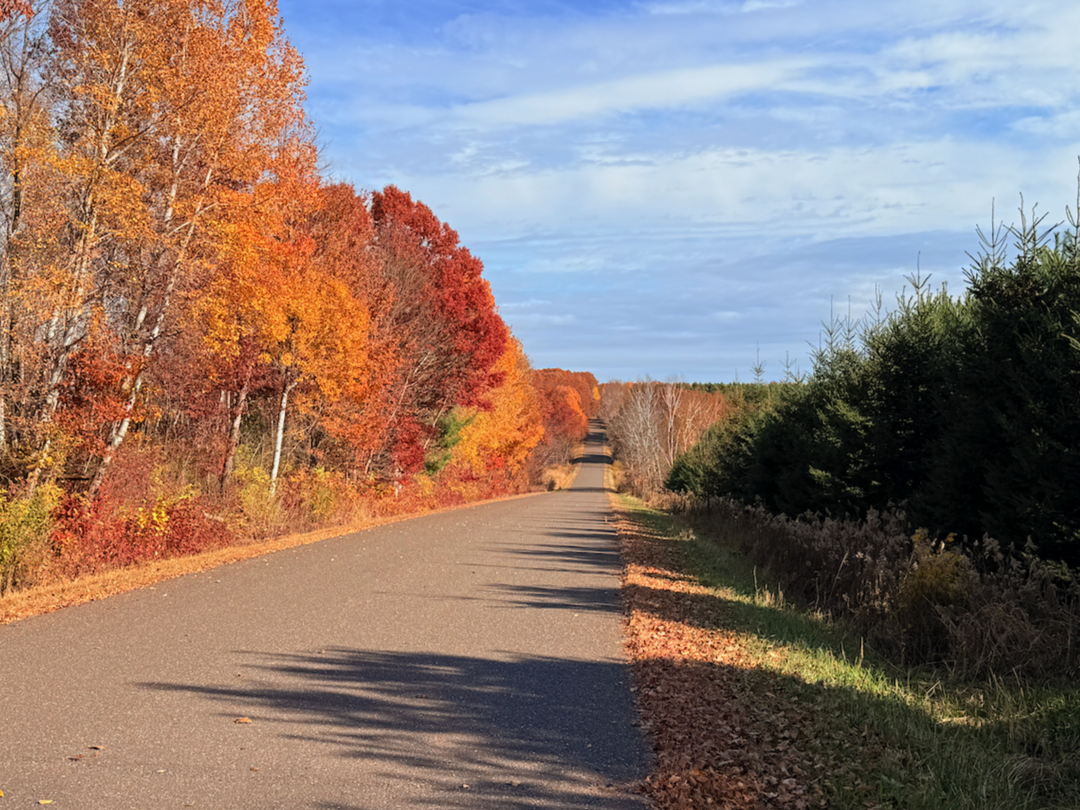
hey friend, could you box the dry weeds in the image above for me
[540,462,580,491]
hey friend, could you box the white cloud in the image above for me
[499,298,553,309]
[503,313,577,327]
[638,0,723,15]
[450,58,814,128]
[639,0,802,15]
[741,0,803,12]
[711,311,745,322]
[1013,112,1080,141]
[405,138,1075,245]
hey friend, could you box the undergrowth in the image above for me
[620,494,1080,810]
[654,493,1080,682]
[540,462,578,491]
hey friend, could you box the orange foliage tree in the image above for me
[530,368,599,471]
[0,0,592,595]
[0,1,30,21]
[195,148,372,495]
[0,0,311,495]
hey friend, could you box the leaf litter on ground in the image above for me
[615,502,826,809]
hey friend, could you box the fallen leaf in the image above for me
[234,717,253,724]
[39,802,53,806]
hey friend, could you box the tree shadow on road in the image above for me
[486,583,623,613]
[472,506,626,614]
[506,536,622,571]
[571,451,613,467]
[140,650,650,810]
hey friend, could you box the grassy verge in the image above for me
[613,493,1080,810]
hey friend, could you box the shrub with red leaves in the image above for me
[50,492,231,578]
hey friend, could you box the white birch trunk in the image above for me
[269,379,296,496]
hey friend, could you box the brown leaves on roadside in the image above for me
[617,512,826,809]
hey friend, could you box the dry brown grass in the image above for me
[670,497,1080,681]
[539,462,579,491]
[0,489,544,626]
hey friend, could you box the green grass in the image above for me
[619,494,1080,810]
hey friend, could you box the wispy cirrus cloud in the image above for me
[449,58,814,127]
[638,0,803,15]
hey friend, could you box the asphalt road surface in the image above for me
[0,423,650,809]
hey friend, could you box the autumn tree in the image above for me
[0,0,313,495]
[367,185,507,475]
[449,337,544,483]
[0,2,30,22]
[85,0,311,497]
[194,145,372,495]
[607,380,729,494]
[299,183,388,472]
[0,0,558,593]
[529,368,599,471]
[0,6,56,480]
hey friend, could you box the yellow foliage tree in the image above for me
[0,0,311,494]
[451,337,544,478]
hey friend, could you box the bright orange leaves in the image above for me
[0,0,314,494]
[0,1,31,21]
[528,368,600,469]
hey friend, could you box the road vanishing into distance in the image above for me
[0,424,650,809]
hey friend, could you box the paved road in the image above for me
[0,424,649,809]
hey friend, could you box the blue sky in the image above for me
[276,0,1080,382]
